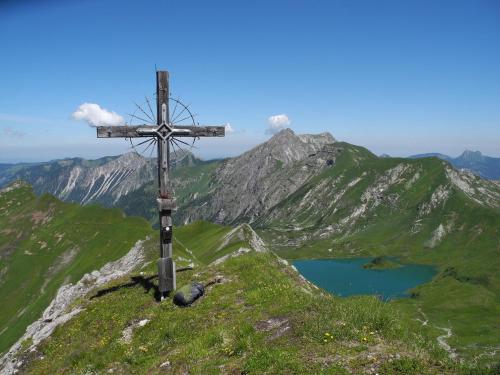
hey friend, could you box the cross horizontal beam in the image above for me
[97,125,225,138]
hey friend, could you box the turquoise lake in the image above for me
[293,258,436,301]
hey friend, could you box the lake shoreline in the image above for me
[293,257,437,301]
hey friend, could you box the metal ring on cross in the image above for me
[126,95,199,163]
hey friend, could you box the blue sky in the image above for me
[1,0,499,162]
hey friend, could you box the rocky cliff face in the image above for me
[178,129,337,224]
[56,152,155,205]
[0,153,155,206]
[0,151,204,212]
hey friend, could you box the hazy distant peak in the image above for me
[461,149,482,156]
[459,149,483,161]
[410,150,500,179]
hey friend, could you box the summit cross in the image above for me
[96,71,225,299]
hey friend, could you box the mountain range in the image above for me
[1,133,498,227]
[0,129,499,368]
[0,130,338,226]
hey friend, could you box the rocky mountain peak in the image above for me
[114,151,146,164]
[255,128,336,166]
[190,129,339,224]
[268,128,335,145]
[269,127,295,137]
[298,132,336,147]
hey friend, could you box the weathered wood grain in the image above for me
[157,71,169,125]
[96,126,153,138]
[173,125,225,137]
[96,125,225,138]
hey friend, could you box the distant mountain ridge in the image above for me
[1,132,499,228]
[0,129,338,225]
[0,151,201,219]
[410,150,500,180]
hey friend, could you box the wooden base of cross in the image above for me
[96,71,225,300]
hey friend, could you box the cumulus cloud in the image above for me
[225,123,235,134]
[72,103,124,127]
[266,114,290,134]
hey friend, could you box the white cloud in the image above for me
[225,123,235,133]
[266,114,290,134]
[72,103,124,127]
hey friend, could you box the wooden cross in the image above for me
[96,71,225,299]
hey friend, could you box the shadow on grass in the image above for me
[90,275,162,301]
[90,266,194,302]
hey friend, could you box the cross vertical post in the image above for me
[156,71,175,298]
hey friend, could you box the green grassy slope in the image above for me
[175,221,236,264]
[19,223,480,375]
[115,159,223,227]
[0,182,153,354]
[256,144,500,363]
